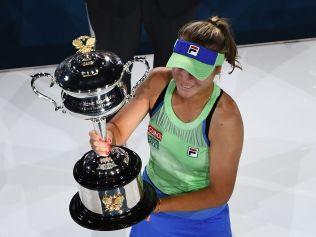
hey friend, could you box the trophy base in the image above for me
[69,181,157,231]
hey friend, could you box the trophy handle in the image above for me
[123,56,150,102]
[91,117,107,140]
[30,72,64,112]
[91,117,115,160]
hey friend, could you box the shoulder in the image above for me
[209,90,243,140]
[135,67,172,105]
[216,91,241,121]
[147,67,172,88]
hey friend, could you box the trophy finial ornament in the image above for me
[72,36,96,53]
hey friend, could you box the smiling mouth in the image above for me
[181,84,194,89]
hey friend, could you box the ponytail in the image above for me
[179,16,242,74]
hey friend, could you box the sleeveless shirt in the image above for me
[146,79,223,195]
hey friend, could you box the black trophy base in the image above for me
[69,181,157,231]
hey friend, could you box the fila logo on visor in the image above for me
[187,45,199,56]
[187,146,199,158]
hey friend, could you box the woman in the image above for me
[89,16,244,237]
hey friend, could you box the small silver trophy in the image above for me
[30,36,157,230]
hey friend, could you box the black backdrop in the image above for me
[1,0,90,69]
[1,0,316,69]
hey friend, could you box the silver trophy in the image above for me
[30,36,157,230]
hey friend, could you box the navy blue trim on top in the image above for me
[149,83,169,117]
[204,89,223,146]
[202,120,210,146]
[150,101,163,118]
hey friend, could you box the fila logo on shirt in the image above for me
[187,45,199,56]
[187,146,199,158]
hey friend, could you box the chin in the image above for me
[178,89,195,98]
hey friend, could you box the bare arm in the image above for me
[158,95,244,212]
[106,86,151,146]
[109,68,171,145]
[89,68,172,154]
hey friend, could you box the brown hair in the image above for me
[178,16,242,74]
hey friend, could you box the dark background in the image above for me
[1,0,316,70]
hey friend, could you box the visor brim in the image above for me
[166,53,215,80]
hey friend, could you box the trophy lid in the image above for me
[54,36,124,94]
[73,147,142,190]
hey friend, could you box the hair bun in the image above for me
[207,16,220,26]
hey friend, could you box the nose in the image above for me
[177,68,194,80]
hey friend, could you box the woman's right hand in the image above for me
[89,130,113,156]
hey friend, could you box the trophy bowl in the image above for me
[30,36,158,230]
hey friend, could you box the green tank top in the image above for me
[146,79,222,195]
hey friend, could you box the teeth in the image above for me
[183,85,192,89]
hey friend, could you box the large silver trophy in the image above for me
[30,36,157,230]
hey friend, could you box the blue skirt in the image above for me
[130,169,232,237]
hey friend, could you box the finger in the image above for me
[106,137,112,144]
[90,141,99,152]
[92,131,106,142]
[92,141,109,148]
[88,130,97,137]
[92,136,111,145]
[145,215,150,222]
[95,146,110,152]
[89,130,102,140]
[91,141,100,149]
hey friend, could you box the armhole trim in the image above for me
[149,84,169,117]
[203,89,224,145]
